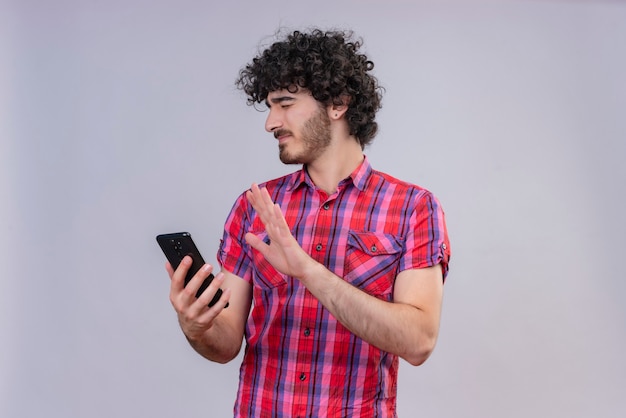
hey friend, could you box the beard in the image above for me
[278,106,332,165]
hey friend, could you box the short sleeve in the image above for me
[399,191,451,280]
[217,192,255,283]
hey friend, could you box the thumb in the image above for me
[245,232,267,254]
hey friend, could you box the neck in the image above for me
[306,135,364,195]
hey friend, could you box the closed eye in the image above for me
[266,96,296,109]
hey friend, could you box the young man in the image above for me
[167,29,451,417]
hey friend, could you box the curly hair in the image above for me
[235,29,383,148]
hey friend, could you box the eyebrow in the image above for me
[265,96,296,108]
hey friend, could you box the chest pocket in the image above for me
[249,230,289,290]
[344,231,403,299]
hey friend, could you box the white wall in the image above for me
[2,0,625,417]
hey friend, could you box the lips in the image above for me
[274,129,293,141]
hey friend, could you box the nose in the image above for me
[265,108,282,132]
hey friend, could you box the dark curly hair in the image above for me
[235,29,383,148]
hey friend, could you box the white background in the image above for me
[2,0,625,417]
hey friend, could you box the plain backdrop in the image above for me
[2,0,625,417]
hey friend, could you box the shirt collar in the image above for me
[349,155,372,192]
[286,155,372,192]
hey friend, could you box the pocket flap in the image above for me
[347,231,403,256]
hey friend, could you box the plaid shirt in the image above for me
[218,157,450,418]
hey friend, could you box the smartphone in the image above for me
[156,232,227,308]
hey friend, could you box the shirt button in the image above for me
[315,243,323,251]
[371,245,377,252]
[304,328,311,337]
[299,373,306,381]
[323,203,330,210]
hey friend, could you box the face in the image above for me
[265,89,332,165]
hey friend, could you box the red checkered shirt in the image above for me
[218,157,451,418]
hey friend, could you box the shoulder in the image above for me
[231,169,302,209]
[368,168,435,201]
[258,170,301,190]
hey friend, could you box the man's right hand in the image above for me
[166,256,230,342]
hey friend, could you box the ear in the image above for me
[327,96,350,120]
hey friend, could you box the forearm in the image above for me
[243,184,443,364]
[184,318,243,364]
[302,262,441,366]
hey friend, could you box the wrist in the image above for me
[179,318,211,345]
[299,258,325,285]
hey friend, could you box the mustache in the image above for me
[274,129,293,139]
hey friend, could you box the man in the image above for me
[167,29,451,417]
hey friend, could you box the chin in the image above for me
[279,147,304,165]
[279,154,304,165]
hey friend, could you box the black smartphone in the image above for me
[156,232,227,308]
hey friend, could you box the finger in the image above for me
[169,257,194,310]
[260,201,288,242]
[247,185,274,228]
[193,286,232,329]
[218,287,232,309]
[170,256,192,292]
[248,183,262,203]
[272,202,289,230]
[259,186,274,206]
[184,263,214,299]
[245,232,269,255]
[246,186,263,216]
[245,185,256,206]
[165,261,174,277]
[195,271,227,308]
[248,184,290,243]
[248,184,269,214]
[252,186,277,221]
[253,184,276,213]
[178,263,216,318]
